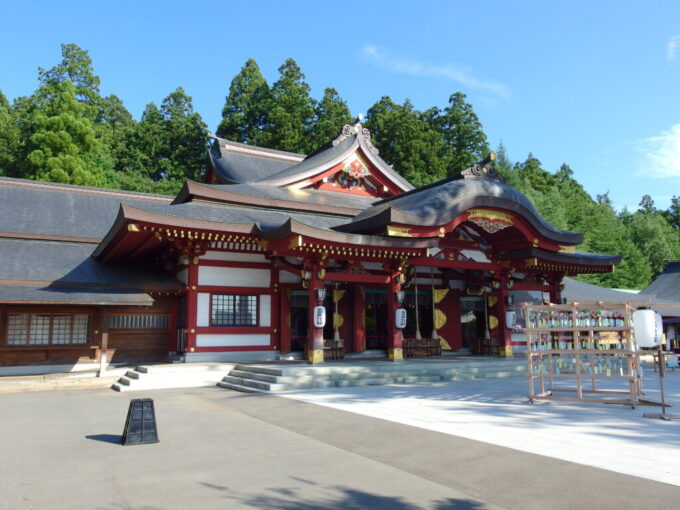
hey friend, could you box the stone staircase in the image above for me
[218,358,527,393]
[112,363,235,392]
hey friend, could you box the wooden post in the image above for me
[498,272,513,357]
[387,266,404,361]
[306,263,325,364]
[352,285,366,352]
[99,314,108,377]
[185,259,199,355]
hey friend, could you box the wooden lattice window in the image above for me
[211,295,258,327]
[107,314,169,329]
[6,313,90,346]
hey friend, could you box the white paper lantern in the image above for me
[633,309,662,348]
[505,311,516,329]
[313,306,326,328]
[395,308,407,329]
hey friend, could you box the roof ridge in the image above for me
[0,177,172,202]
[210,136,305,162]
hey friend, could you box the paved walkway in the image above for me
[282,369,680,486]
[1,377,679,509]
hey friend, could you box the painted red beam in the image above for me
[324,272,390,284]
[406,257,500,271]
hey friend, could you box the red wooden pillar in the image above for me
[387,268,404,361]
[280,287,291,354]
[185,259,199,354]
[498,273,513,357]
[306,263,325,363]
[352,285,366,353]
[271,265,280,352]
[549,274,563,304]
[167,293,179,353]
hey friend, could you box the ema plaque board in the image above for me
[122,398,159,445]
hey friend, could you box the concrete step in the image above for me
[218,360,528,393]
[112,364,233,392]
[217,380,266,393]
[136,363,235,374]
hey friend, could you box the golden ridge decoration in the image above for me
[439,336,452,351]
[433,288,449,304]
[386,225,413,237]
[434,309,447,330]
[333,313,344,329]
[467,208,513,234]
[488,315,499,329]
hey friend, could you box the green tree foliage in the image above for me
[125,88,208,186]
[38,43,101,116]
[365,97,448,186]
[425,92,489,175]
[663,196,680,229]
[24,81,109,186]
[308,87,353,151]
[216,58,270,144]
[260,58,316,153]
[0,90,20,175]
[622,206,680,279]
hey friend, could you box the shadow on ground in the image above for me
[200,480,487,510]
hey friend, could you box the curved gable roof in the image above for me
[339,172,583,245]
[254,121,414,193]
[208,138,304,184]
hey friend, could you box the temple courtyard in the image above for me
[0,371,678,509]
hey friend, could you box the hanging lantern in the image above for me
[505,311,517,329]
[633,309,663,348]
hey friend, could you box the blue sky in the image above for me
[1,1,680,211]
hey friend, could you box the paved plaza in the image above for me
[1,372,679,509]
[283,368,680,486]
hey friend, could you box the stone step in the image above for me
[220,375,289,392]
[228,369,331,384]
[217,380,266,393]
[136,363,235,374]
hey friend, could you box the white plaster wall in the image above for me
[259,295,271,327]
[198,266,270,287]
[279,269,301,283]
[196,334,270,347]
[201,251,268,263]
[197,293,210,327]
[176,268,188,285]
[461,250,491,263]
[449,280,466,290]
[413,278,444,286]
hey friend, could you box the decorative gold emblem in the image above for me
[467,209,513,233]
[386,226,413,237]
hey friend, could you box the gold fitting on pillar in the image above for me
[388,348,404,361]
[499,345,513,357]
[307,349,324,364]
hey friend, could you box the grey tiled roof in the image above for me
[197,182,377,211]
[640,261,680,302]
[123,200,350,233]
[562,277,647,303]
[0,285,154,305]
[345,176,582,244]
[255,134,413,191]
[0,238,177,289]
[0,178,171,239]
[209,142,301,184]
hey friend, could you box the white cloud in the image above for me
[359,44,510,100]
[667,34,680,61]
[637,123,680,178]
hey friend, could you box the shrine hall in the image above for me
[0,119,621,369]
